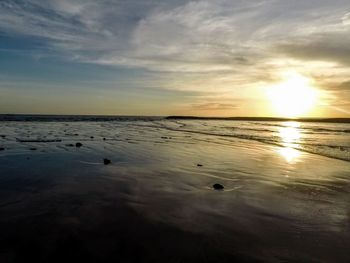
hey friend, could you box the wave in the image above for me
[240,122,350,134]
[153,122,350,162]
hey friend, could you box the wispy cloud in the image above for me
[0,0,350,115]
[1,1,348,70]
[191,102,238,111]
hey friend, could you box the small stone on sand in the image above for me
[213,183,224,190]
[30,148,37,151]
[103,158,111,165]
[75,142,83,147]
[197,164,203,167]
[0,147,4,151]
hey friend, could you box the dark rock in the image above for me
[161,136,168,139]
[0,147,4,151]
[75,142,83,147]
[103,158,111,165]
[103,138,106,141]
[197,164,203,167]
[213,183,224,190]
[90,136,94,139]
[30,148,37,151]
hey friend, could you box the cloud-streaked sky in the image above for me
[0,0,350,117]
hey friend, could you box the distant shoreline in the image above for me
[166,116,350,123]
[0,114,349,123]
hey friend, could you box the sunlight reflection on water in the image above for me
[277,122,301,162]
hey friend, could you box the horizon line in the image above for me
[0,113,350,123]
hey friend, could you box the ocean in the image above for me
[1,115,349,162]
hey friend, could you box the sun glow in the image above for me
[267,72,318,118]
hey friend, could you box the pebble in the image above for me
[103,158,111,165]
[213,183,224,190]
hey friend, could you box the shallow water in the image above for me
[0,119,350,262]
[156,119,350,161]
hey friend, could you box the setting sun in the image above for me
[267,72,318,118]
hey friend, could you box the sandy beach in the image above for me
[1,118,350,262]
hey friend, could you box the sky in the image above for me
[0,0,350,117]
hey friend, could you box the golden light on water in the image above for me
[277,121,301,162]
[279,123,300,143]
[267,72,318,118]
[279,147,300,163]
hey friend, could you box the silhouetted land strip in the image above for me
[166,116,350,123]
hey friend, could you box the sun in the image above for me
[267,72,318,118]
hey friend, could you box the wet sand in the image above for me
[1,121,350,262]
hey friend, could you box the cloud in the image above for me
[338,81,350,90]
[342,12,350,26]
[191,102,238,111]
[1,0,350,104]
[278,33,350,67]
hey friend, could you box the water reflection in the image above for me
[277,122,301,162]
